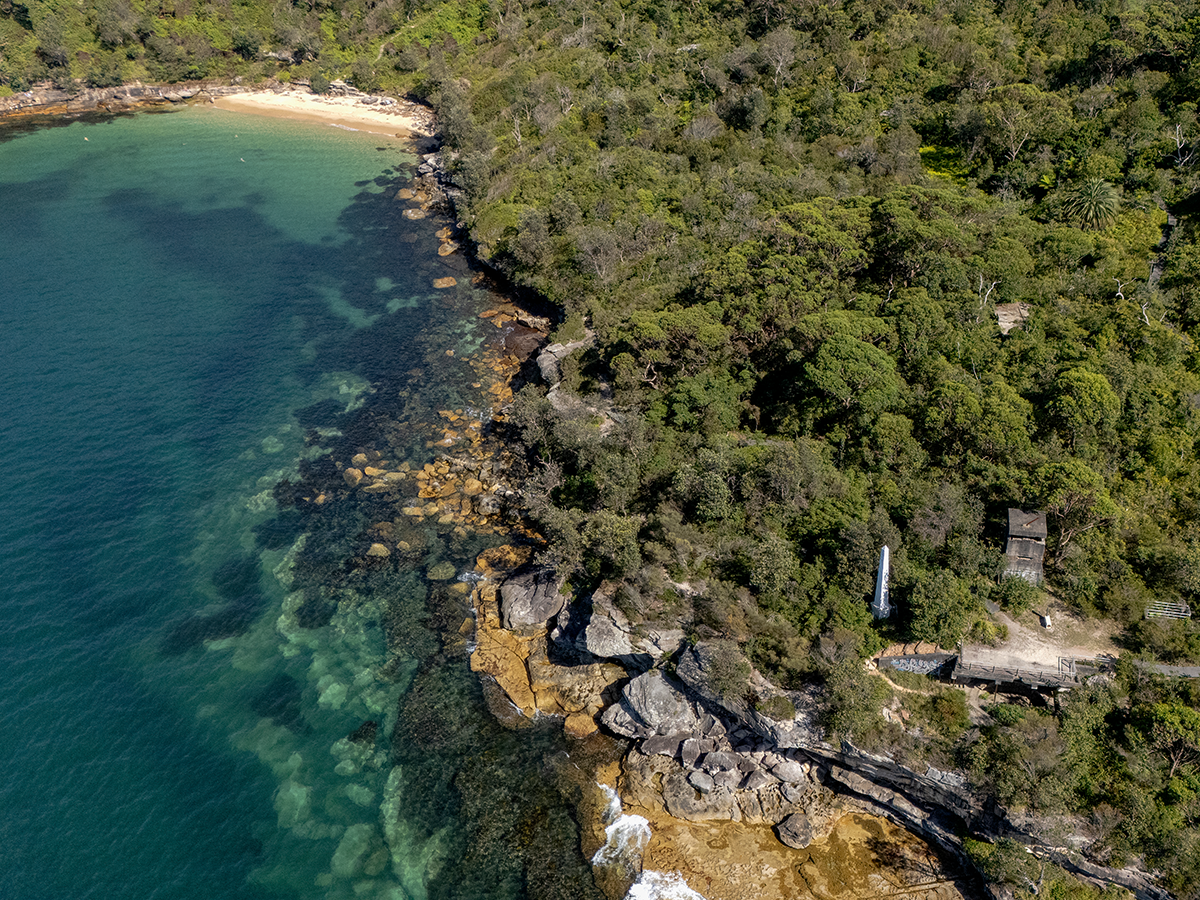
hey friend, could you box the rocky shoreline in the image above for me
[467,556,1172,899]
[310,147,988,897]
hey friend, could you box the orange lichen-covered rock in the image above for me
[470,626,537,717]
[564,713,599,739]
[475,545,532,575]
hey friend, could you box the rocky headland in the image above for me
[464,543,1171,899]
[396,122,1171,900]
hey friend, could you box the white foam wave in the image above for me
[598,782,623,824]
[591,813,651,868]
[625,870,707,900]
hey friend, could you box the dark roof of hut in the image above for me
[1007,508,1047,540]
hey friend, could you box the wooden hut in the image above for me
[1005,508,1047,584]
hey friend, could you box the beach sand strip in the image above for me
[210,90,432,138]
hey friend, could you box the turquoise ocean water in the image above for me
[0,107,601,900]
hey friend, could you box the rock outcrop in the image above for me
[601,671,697,738]
[551,581,684,669]
[536,333,595,385]
[500,565,566,630]
[620,746,841,837]
[468,554,623,734]
[582,605,635,660]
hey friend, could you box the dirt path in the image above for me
[869,663,938,695]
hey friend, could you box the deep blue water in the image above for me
[0,107,598,900]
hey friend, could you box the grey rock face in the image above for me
[640,734,686,758]
[688,771,715,793]
[662,769,741,822]
[602,671,698,738]
[639,628,687,660]
[600,702,643,738]
[781,782,808,804]
[500,567,566,629]
[681,737,714,768]
[701,751,741,773]
[743,771,775,792]
[537,335,595,387]
[770,760,808,783]
[582,610,634,659]
[698,713,726,738]
[537,349,562,385]
[713,770,742,789]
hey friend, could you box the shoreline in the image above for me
[209,89,435,138]
[0,80,438,141]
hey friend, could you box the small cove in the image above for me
[0,104,601,900]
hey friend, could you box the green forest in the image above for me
[5,0,1200,895]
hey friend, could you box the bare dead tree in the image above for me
[759,29,797,89]
[975,274,1000,323]
[1173,124,1195,169]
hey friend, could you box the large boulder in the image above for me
[582,608,634,659]
[601,670,698,738]
[536,333,595,386]
[501,323,545,358]
[775,812,815,849]
[675,642,823,749]
[571,582,659,667]
[770,759,808,783]
[500,566,566,629]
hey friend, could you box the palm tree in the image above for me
[1063,177,1120,230]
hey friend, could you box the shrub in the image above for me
[755,694,796,721]
[994,576,1040,614]
[989,703,1027,726]
[704,640,752,704]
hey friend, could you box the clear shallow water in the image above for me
[0,107,599,900]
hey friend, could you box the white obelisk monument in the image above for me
[871,545,891,619]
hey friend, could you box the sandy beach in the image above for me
[210,89,433,138]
